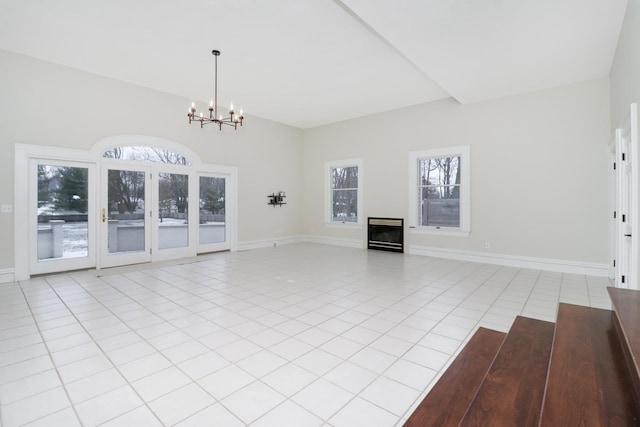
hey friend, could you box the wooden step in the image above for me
[608,286,640,404]
[404,327,506,427]
[539,303,640,425]
[459,316,554,426]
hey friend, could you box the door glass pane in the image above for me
[159,173,189,250]
[107,169,146,253]
[37,165,89,260]
[199,176,226,244]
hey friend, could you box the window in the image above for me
[325,158,363,225]
[103,146,191,165]
[409,146,470,235]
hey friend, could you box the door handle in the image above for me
[624,233,632,237]
[102,208,106,223]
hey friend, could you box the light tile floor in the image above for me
[0,243,612,426]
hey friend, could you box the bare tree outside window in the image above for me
[103,145,227,250]
[159,173,188,219]
[103,146,190,165]
[158,173,189,249]
[104,146,190,218]
[332,166,358,222]
[108,170,145,214]
[418,156,461,227]
[199,176,226,244]
[200,177,225,216]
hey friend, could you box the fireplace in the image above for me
[367,217,404,253]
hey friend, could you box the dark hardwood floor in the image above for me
[403,327,505,427]
[405,289,640,427]
[460,317,554,426]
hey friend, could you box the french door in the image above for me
[100,164,197,267]
[19,139,237,280]
[100,165,230,268]
[30,159,96,275]
[198,174,229,253]
[153,169,195,262]
[100,164,152,268]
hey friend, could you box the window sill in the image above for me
[409,227,470,237]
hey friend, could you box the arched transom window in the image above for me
[102,146,191,166]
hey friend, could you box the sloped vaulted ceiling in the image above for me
[0,0,628,128]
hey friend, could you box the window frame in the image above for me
[324,158,364,227]
[408,145,470,236]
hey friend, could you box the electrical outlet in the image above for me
[485,242,491,250]
[1,204,12,213]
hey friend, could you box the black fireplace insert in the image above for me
[367,217,404,253]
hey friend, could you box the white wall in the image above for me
[303,78,611,267]
[611,0,640,127]
[0,49,304,272]
[0,45,617,275]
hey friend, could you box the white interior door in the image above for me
[614,103,639,289]
[620,128,632,287]
[629,103,639,289]
[610,132,620,282]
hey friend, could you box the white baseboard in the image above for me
[300,235,364,249]
[238,235,365,251]
[3,240,607,282]
[238,235,366,251]
[408,244,610,277]
[213,236,609,277]
[0,268,15,283]
[237,236,304,251]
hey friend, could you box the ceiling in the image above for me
[0,0,628,129]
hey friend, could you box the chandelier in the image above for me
[188,50,244,130]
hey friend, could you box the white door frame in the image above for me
[197,173,233,254]
[99,162,153,268]
[150,167,197,263]
[28,158,97,275]
[629,103,639,289]
[609,130,620,282]
[610,103,639,289]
